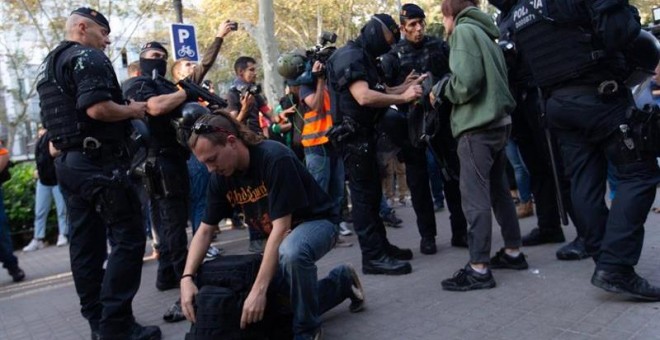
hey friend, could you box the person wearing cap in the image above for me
[379,3,468,256]
[122,41,199,323]
[36,7,161,340]
[325,14,423,276]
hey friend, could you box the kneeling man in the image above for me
[180,112,364,339]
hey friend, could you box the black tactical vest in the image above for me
[37,41,127,150]
[36,42,89,150]
[511,0,604,88]
[396,37,449,81]
[326,42,384,128]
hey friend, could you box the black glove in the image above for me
[431,73,451,108]
[179,80,201,102]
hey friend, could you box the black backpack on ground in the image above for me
[185,254,293,340]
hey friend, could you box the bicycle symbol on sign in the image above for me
[177,45,196,58]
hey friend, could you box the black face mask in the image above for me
[140,58,167,78]
[360,20,392,58]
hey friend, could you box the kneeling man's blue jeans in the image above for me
[273,219,355,339]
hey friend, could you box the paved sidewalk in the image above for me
[2,193,660,339]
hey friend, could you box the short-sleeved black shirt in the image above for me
[225,84,268,134]
[203,140,335,238]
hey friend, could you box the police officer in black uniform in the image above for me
[123,42,196,322]
[508,0,660,300]
[380,4,468,255]
[492,0,589,260]
[36,8,161,339]
[326,14,423,275]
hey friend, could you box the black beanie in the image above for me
[140,41,169,58]
[71,7,110,33]
[400,3,426,24]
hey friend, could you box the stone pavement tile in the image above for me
[579,301,632,325]
[594,328,635,340]
[606,306,659,333]
[449,328,492,340]
[567,322,604,335]
[632,322,660,340]
[555,330,598,339]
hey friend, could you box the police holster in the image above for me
[326,115,359,150]
[624,104,660,158]
[141,149,188,199]
[137,156,162,198]
[89,168,141,225]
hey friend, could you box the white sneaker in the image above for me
[339,222,353,236]
[203,246,224,262]
[56,235,68,247]
[23,239,45,252]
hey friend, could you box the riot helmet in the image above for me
[360,14,400,58]
[625,30,660,88]
[173,102,211,149]
[277,53,308,80]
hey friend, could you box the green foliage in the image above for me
[2,161,37,236]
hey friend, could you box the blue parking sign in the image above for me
[170,23,199,62]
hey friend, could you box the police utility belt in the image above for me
[64,136,128,160]
[549,80,621,99]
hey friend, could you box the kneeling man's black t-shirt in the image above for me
[203,140,335,236]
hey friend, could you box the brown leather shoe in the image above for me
[516,201,534,218]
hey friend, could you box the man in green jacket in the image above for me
[431,0,528,291]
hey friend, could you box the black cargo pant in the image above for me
[342,135,394,262]
[547,90,660,272]
[428,123,468,239]
[147,153,190,285]
[381,108,467,241]
[512,88,583,236]
[56,150,145,338]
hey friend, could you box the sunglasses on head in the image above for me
[192,121,235,136]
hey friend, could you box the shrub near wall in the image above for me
[2,161,38,247]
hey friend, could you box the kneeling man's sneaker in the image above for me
[591,269,660,301]
[339,222,353,236]
[441,264,496,291]
[346,264,365,313]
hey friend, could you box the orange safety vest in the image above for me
[301,89,333,147]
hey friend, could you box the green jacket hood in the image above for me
[455,7,500,40]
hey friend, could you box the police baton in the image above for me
[537,88,568,226]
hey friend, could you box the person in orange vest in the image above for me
[299,61,352,236]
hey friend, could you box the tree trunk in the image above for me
[255,0,283,108]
